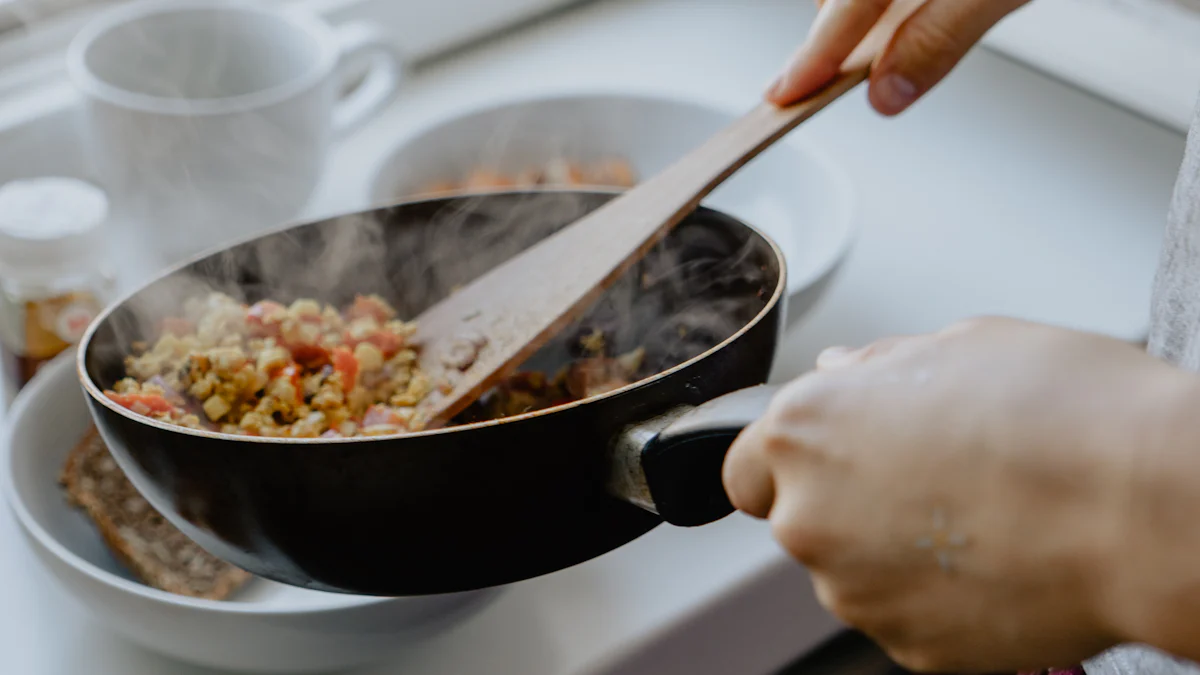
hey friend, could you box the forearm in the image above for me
[1100,369,1200,661]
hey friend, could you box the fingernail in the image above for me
[766,46,806,102]
[765,74,786,101]
[816,346,856,369]
[873,74,919,114]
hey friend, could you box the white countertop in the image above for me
[0,0,1189,673]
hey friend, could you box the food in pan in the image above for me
[106,293,427,438]
[420,157,637,194]
[102,292,648,437]
[61,426,252,599]
[460,332,646,423]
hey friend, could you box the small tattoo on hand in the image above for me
[914,507,968,572]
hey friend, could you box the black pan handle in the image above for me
[608,384,781,527]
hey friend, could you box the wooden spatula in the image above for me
[410,3,916,429]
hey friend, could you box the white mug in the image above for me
[67,0,404,266]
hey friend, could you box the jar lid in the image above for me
[0,177,109,279]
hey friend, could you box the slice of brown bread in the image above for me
[60,426,252,600]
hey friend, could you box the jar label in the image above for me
[1,290,100,401]
[54,301,98,344]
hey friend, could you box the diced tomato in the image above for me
[274,364,303,405]
[285,341,329,367]
[105,391,178,415]
[345,295,394,323]
[330,346,358,389]
[246,301,286,337]
[278,363,300,384]
[344,328,403,358]
[362,404,410,429]
[365,330,402,358]
[277,316,329,366]
[160,317,194,337]
[293,310,325,325]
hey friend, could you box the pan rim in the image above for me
[77,188,788,445]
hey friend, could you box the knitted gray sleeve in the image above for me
[1085,646,1197,675]
[1092,89,1200,675]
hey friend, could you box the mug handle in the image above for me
[331,22,406,136]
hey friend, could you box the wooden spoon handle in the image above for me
[591,65,871,254]
[410,0,924,431]
[411,68,869,429]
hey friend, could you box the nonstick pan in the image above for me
[78,189,786,596]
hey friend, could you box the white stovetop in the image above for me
[0,0,1188,673]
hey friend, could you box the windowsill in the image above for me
[1,0,1197,135]
[982,0,1200,133]
[0,0,584,103]
[0,1,119,70]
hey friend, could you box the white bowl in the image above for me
[367,92,857,326]
[1,353,501,674]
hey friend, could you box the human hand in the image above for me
[722,317,1193,671]
[767,0,1033,115]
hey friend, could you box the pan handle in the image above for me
[609,384,781,527]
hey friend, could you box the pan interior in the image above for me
[85,190,784,426]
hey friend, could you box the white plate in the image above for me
[366,92,858,326]
[0,353,501,674]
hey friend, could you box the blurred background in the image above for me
[0,1,1198,674]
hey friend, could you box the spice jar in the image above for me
[0,177,114,408]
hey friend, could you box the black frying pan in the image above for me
[78,190,786,596]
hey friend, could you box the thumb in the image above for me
[766,0,893,107]
[869,0,1030,115]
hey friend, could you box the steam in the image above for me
[98,177,772,399]
[78,4,324,269]
[75,8,772,394]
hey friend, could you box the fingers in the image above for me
[868,0,1031,115]
[723,378,823,520]
[767,0,1030,115]
[767,0,892,106]
[723,417,778,519]
[726,415,836,568]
